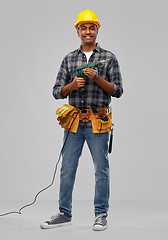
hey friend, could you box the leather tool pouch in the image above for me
[78,107,112,134]
[90,113,112,134]
[63,112,80,133]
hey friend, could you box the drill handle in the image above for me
[77,61,99,92]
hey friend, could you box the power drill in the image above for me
[77,60,106,92]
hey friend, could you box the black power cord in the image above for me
[0,110,80,217]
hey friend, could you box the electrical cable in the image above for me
[0,110,80,217]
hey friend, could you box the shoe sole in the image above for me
[40,222,71,229]
[93,225,107,231]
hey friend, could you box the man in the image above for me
[40,9,123,231]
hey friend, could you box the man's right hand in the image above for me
[72,77,85,90]
[61,77,85,97]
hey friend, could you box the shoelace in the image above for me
[95,213,106,224]
[50,212,64,222]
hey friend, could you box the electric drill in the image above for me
[77,60,106,92]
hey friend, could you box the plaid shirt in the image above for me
[53,44,123,109]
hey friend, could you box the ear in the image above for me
[77,30,80,37]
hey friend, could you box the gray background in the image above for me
[0,0,167,204]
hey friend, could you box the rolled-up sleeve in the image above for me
[52,58,69,99]
[108,56,123,98]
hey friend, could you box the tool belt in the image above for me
[56,104,112,134]
[78,108,107,122]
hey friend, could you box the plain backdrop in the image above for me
[0,0,167,205]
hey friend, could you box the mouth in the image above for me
[84,36,92,40]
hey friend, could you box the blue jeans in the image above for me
[59,123,110,219]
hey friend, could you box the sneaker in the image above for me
[40,212,71,229]
[92,213,107,231]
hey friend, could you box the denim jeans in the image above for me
[59,123,110,219]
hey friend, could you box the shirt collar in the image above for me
[77,43,101,54]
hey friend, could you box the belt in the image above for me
[77,107,108,123]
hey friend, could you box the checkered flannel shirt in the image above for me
[53,44,123,109]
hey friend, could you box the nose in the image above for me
[86,27,91,34]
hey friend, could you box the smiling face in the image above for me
[77,23,98,48]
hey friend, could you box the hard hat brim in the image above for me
[75,21,101,30]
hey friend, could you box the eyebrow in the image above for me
[78,24,98,29]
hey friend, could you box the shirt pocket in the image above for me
[97,64,109,81]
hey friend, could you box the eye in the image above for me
[81,27,86,31]
[90,27,96,31]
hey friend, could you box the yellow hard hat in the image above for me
[74,9,101,30]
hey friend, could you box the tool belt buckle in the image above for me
[80,109,89,122]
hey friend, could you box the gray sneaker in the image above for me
[40,212,71,229]
[92,213,107,231]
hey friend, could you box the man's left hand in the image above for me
[83,68,99,82]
